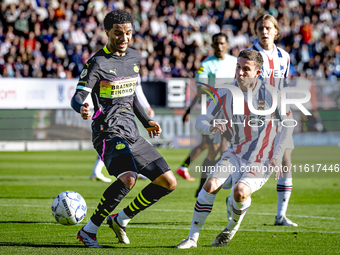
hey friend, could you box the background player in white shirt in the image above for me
[89,75,155,182]
[249,14,297,227]
[175,49,293,249]
[177,33,237,195]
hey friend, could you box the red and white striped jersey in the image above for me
[196,80,293,163]
[249,42,290,91]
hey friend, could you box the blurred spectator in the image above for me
[53,37,66,60]
[14,55,23,73]
[5,55,15,77]
[71,23,88,45]
[300,17,313,44]
[14,11,29,37]
[162,57,171,78]
[172,59,185,77]
[35,1,49,22]
[25,31,36,51]
[153,58,164,80]
[1,0,340,80]
[44,42,55,60]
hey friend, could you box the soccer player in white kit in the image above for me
[175,49,294,249]
[249,14,297,226]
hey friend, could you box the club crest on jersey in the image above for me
[197,66,204,73]
[258,100,265,110]
[134,65,139,73]
[80,69,87,79]
[116,143,126,150]
[279,58,286,66]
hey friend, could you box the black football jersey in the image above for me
[74,46,147,145]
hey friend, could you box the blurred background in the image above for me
[0,0,340,151]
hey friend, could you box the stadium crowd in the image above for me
[0,0,339,80]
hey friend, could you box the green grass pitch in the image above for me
[0,146,340,254]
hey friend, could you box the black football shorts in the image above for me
[95,136,170,181]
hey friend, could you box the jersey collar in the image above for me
[103,45,111,54]
[103,45,129,57]
[255,42,277,57]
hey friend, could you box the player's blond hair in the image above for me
[254,14,280,39]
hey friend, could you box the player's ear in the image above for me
[105,29,109,37]
[255,68,262,78]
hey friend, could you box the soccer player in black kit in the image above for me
[71,10,177,248]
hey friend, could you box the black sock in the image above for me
[123,183,173,218]
[91,179,131,226]
[181,155,191,168]
[195,158,215,197]
[195,176,207,197]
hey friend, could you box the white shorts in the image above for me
[211,151,273,194]
[275,127,295,150]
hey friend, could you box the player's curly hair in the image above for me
[238,49,264,70]
[104,10,133,30]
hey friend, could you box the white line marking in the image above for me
[6,222,340,234]
[126,225,340,234]
[0,204,339,220]
[247,212,338,220]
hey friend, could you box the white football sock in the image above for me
[92,155,105,176]
[83,219,99,234]
[188,188,216,242]
[117,210,131,227]
[180,166,188,171]
[227,196,251,231]
[276,171,293,218]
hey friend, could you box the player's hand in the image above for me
[146,120,162,138]
[182,112,190,123]
[270,158,283,180]
[209,120,227,134]
[80,103,91,120]
[146,107,155,118]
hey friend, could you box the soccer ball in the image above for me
[51,191,87,225]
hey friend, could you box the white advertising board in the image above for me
[0,78,92,109]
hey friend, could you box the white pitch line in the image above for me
[246,212,338,220]
[146,209,340,220]
[126,225,340,234]
[0,204,339,221]
[4,222,340,234]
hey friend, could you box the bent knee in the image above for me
[233,183,251,202]
[203,178,222,194]
[166,172,177,190]
[153,171,177,190]
[119,172,137,189]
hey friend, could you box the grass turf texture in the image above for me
[0,146,340,254]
